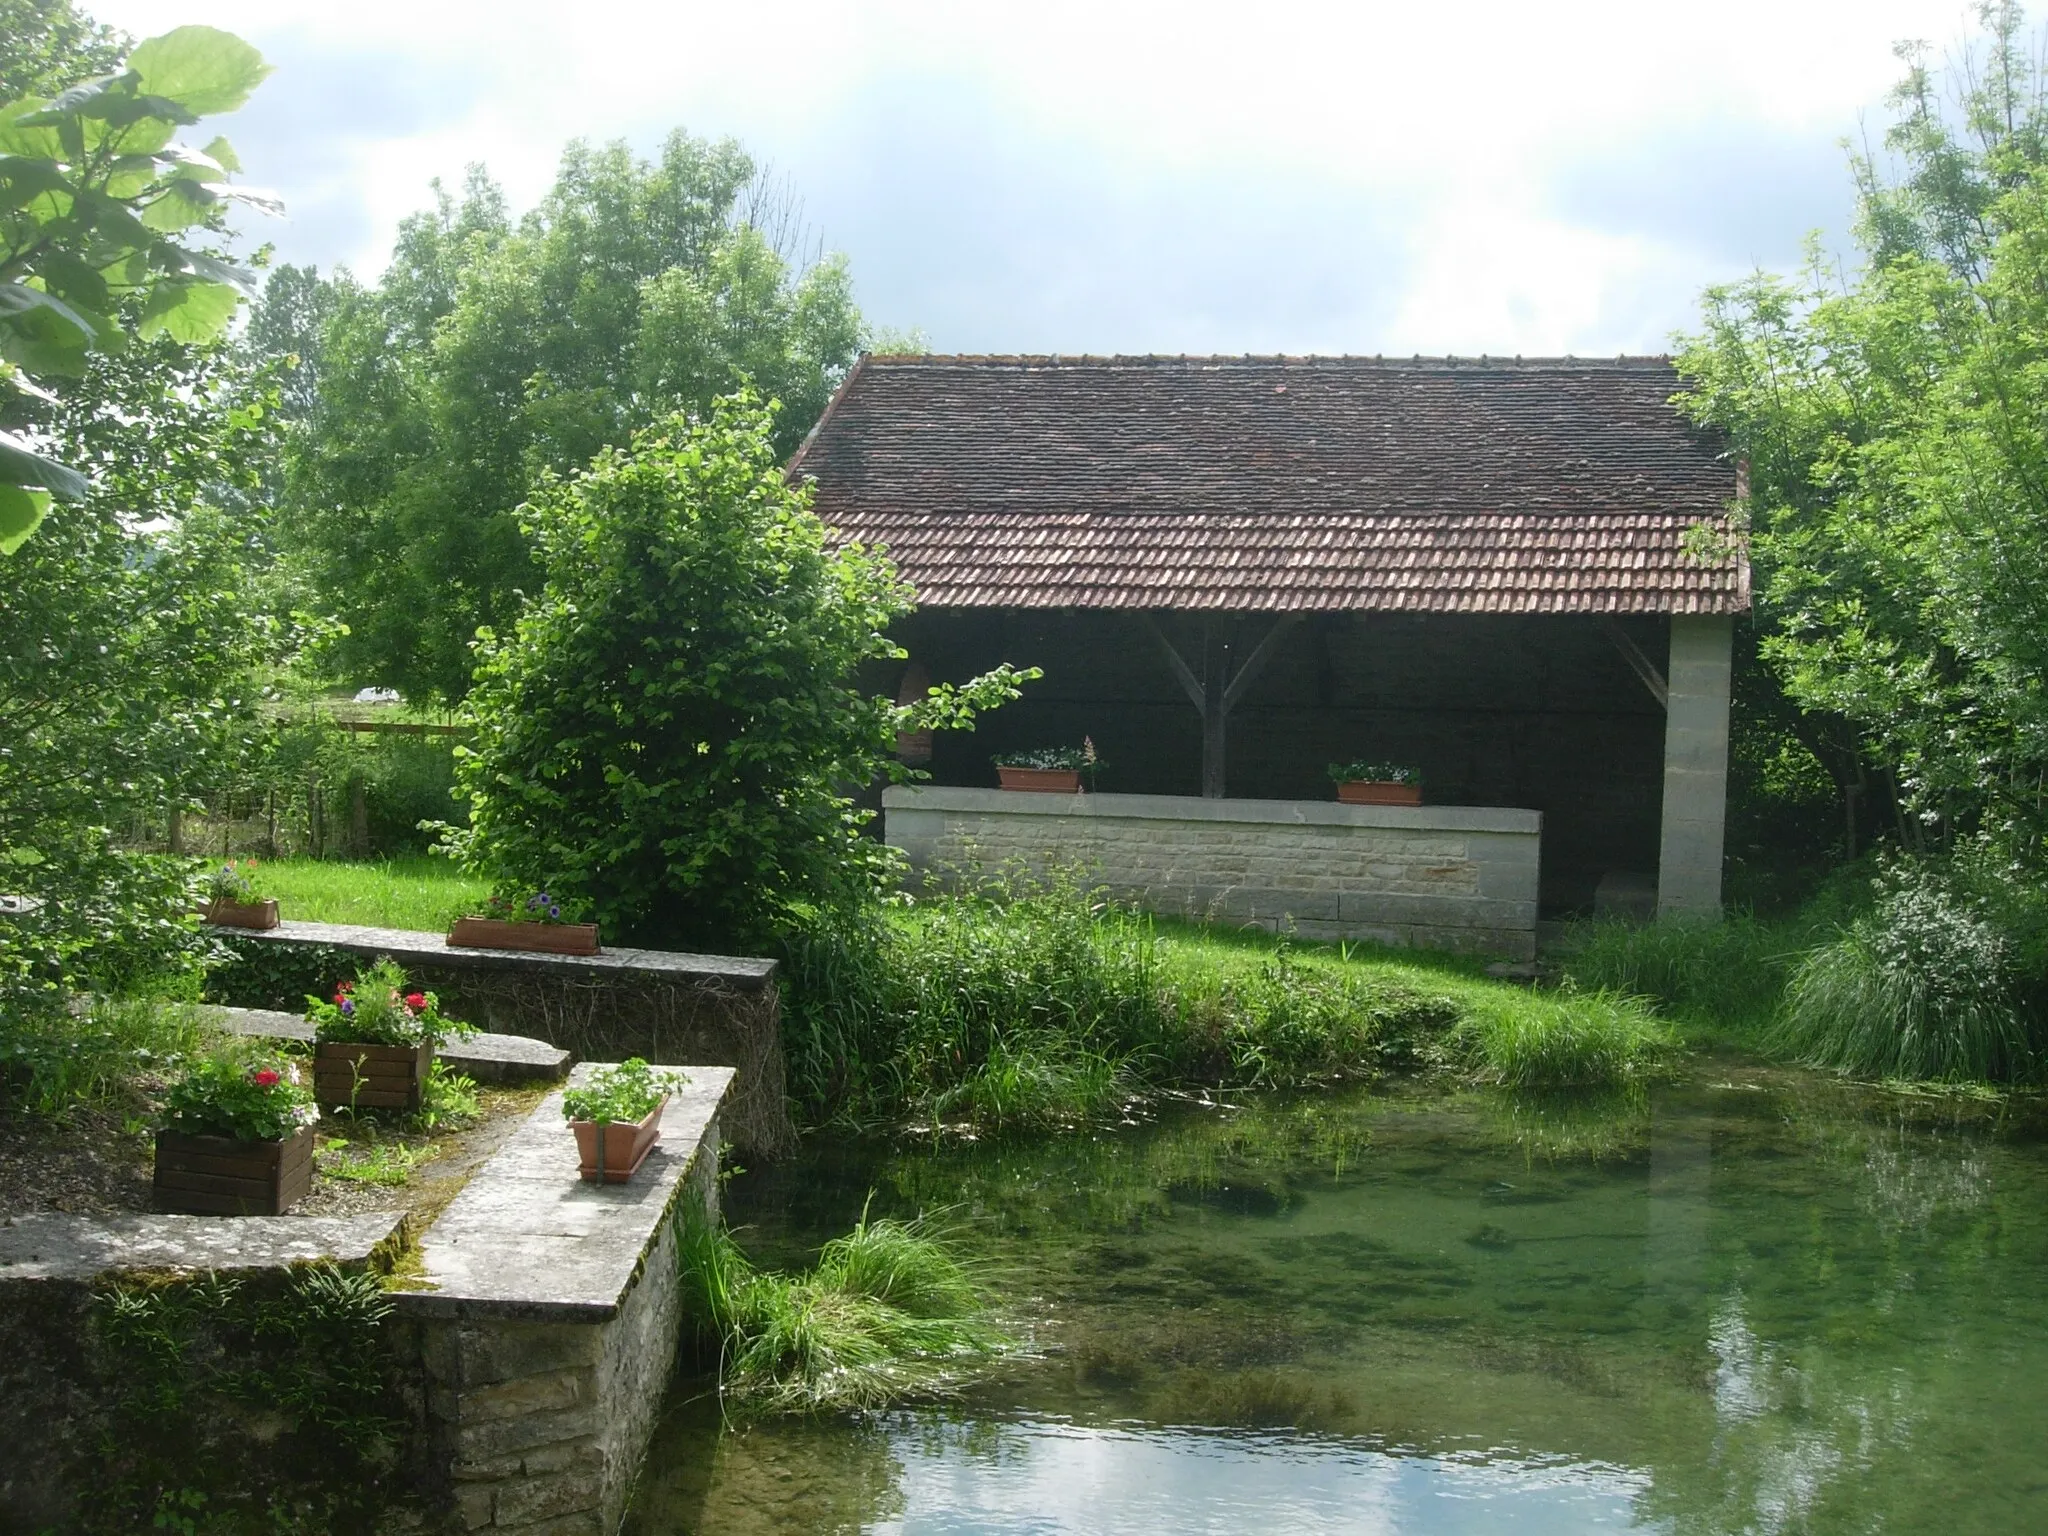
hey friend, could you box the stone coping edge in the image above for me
[883,785,1543,836]
[0,1211,409,1284]
[391,1063,734,1326]
[237,921,778,990]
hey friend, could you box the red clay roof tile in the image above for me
[790,354,1747,614]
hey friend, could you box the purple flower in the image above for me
[340,998,354,1016]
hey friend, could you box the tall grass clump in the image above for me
[678,1208,1005,1414]
[1774,871,2036,1082]
[1453,987,1673,1090]
[1556,914,1800,1037]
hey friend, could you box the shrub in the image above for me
[1774,870,2035,1081]
[445,395,1029,951]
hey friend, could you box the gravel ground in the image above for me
[0,1083,548,1222]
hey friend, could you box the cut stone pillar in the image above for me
[1657,615,1733,920]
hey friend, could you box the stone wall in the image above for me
[398,1066,733,1534]
[210,923,792,1159]
[884,786,1542,959]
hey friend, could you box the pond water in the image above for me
[624,1062,2048,1534]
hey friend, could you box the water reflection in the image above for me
[626,1067,2048,1534]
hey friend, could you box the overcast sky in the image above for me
[89,0,2005,355]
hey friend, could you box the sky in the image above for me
[88,0,2008,356]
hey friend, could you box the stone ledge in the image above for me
[211,1005,572,1084]
[393,1064,733,1325]
[885,785,1542,835]
[0,1210,406,1283]
[237,921,777,991]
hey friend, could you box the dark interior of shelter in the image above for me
[889,608,1671,917]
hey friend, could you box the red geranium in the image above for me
[251,1067,281,1088]
[404,991,426,1010]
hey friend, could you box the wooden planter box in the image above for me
[154,1124,314,1215]
[448,916,601,955]
[569,1097,667,1183]
[314,1040,433,1111]
[1336,780,1423,806]
[203,897,279,930]
[996,766,1083,793]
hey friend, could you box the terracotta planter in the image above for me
[204,897,279,930]
[314,1040,433,1111]
[154,1124,314,1215]
[996,766,1083,793]
[448,916,601,955]
[1336,780,1422,806]
[570,1096,668,1183]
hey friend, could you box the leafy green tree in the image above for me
[447,396,1030,951]
[0,0,122,102]
[0,20,273,552]
[1678,0,2048,863]
[275,133,868,701]
[1,333,283,1020]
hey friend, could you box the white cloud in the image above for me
[84,0,1999,351]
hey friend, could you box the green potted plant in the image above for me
[448,888,601,955]
[1328,760,1423,806]
[562,1058,686,1183]
[201,858,278,929]
[993,738,1098,794]
[154,1045,320,1215]
[304,957,472,1112]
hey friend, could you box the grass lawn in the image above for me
[260,856,489,933]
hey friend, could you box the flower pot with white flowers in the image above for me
[201,858,278,929]
[1328,760,1423,806]
[563,1059,687,1184]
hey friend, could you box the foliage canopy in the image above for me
[269,133,869,699]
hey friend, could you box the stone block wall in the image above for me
[400,1067,732,1534]
[884,787,1542,959]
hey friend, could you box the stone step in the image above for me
[210,1006,571,1085]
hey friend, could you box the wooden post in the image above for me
[1144,614,1301,799]
[351,778,370,854]
[167,806,185,855]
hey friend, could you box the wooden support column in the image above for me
[1144,613,1300,798]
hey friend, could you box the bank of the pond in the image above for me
[228,859,1676,1123]
[780,887,1673,1126]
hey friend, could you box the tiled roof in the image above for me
[790,354,1747,614]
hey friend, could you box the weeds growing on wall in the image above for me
[679,1207,1005,1414]
[80,1262,408,1533]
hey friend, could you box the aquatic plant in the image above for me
[679,1207,1006,1414]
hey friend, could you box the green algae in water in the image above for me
[628,1068,2048,1534]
